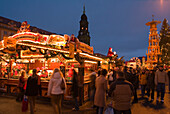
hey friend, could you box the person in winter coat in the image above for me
[89,69,97,108]
[155,65,169,103]
[124,66,131,84]
[16,70,26,102]
[47,68,66,114]
[25,69,39,114]
[109,71,134,114]
[146,70,155,102]
[94,69,108,114]
[131,69,139,103]
[71,69,79,111]
[107,69,113,85]
[139,70,147,98]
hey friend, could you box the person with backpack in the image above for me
[109,71,134,114]
[47,68,66,114]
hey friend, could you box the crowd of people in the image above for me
[15,65,170,114]
[90,65,169,114]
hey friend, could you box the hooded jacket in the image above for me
[47,72,66,95]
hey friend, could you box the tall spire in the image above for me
[83,4,85,14]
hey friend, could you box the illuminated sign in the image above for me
[48,35,66,46]
[3,36,16,53]
[78,42,93,55]
[21,50,44,58]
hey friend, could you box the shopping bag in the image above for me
[60,78,65,90]
[22,95,28,112]
[104,107,114,114]
[23,82,27,90]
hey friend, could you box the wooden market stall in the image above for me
[0,23,104,104]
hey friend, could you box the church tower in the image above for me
[146,16,161,69]
[77,5,91,45]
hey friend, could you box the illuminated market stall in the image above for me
[0,22,103,104]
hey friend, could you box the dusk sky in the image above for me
[1,0,170,60]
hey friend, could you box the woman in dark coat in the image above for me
[16,71,26,102]
[146,70,155,102]
[71,69,79,111]
[131,69,139,103]
[25,69,39,114]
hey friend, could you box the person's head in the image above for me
[133,69,136,73]
[101,69,107,76]
[149,70,153,74]
[124,66,128,72]
[51,68,59,78]
[145,69,149,73]
[159,65,163,71]
[141,69,145,74]
[53,68,59,73]
[32,69,37,76]
[116,71,124,79]
[130,67,133,70]
[21,71,25,77]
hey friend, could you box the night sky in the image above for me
[0,0,170,60]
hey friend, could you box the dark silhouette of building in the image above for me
[77,5,91,45]
[0,16,56,41]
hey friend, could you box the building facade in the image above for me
[0,16,56,41]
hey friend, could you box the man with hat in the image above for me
[155,65,169,104]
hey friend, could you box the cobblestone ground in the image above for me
[0,87,170,114]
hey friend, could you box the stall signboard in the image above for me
[3,36,16,54]
[78,42,93,55]
[48,35,66,46]
[21,50,44,58]
[11,32,41,43]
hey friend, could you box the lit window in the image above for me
[86,28,87,30]
[82,27,84,30]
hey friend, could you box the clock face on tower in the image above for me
[80,32,83,35]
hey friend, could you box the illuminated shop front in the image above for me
[0,22,103,104]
